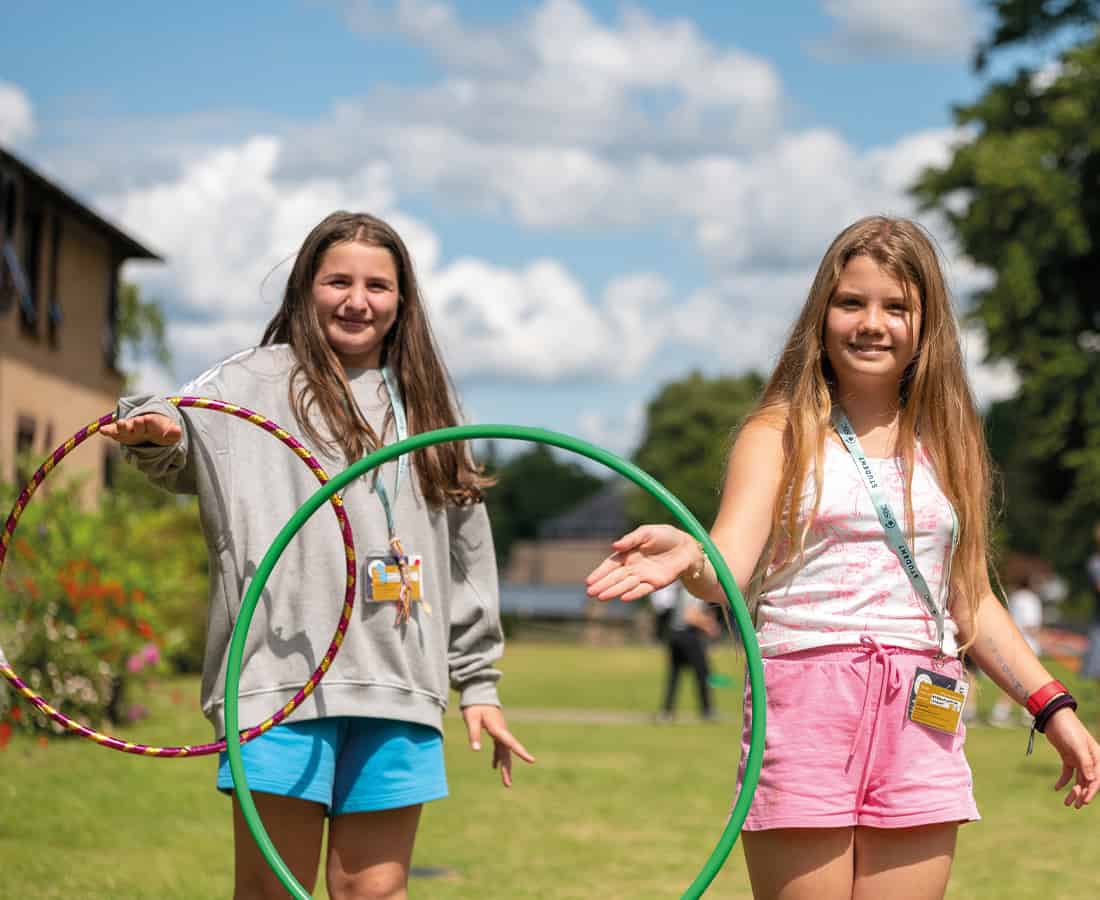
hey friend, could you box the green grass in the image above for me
[0,643,1097,898]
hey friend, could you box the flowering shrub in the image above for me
[0,473,206,740]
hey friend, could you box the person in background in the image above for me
[651,582,719,722]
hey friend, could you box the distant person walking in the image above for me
[651,583,719,721]
[1082,523,1100,685]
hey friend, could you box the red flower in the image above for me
[9,706,21,722]
[137,620,154,640]
[0,721,11,750]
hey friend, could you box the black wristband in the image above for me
[1034,692,1078,734]
[1026,691,1078,756]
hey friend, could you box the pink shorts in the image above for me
[736,640,981,830]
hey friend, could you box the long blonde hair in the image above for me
[747,216,991,641]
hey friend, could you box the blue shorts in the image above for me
[216,716,448,816]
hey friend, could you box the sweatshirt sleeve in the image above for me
[446,501,504,707]
[116,371,226,495]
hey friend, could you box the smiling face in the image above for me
[824,254,922,392]
[311,240,400,369]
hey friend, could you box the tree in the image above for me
[118,281,171,378]
[914,1,1100,584]
[483,444,605,563]
[628,371,765,530]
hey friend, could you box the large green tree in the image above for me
[914,2,1100,583]
[483,444,605,564]
[629,371,764,529]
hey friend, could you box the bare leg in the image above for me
[742,827,855,900]
[326,803,422,900]
[851,823,958,900]
[232,793,325,900]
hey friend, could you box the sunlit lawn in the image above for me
[0,642,1097,898]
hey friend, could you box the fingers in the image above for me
[1054,763,1072,793]
[485,722,535,764]
[102,414,181,446]
[488,724,533,789]
[610,525,658,554]
[585,555,625,588]
[587,568,650,602]
[463,707,484,751]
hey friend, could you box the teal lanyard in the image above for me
[372,366,407,539]
[832,409,950,650]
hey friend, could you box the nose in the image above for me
[858,303,885,333]
[343,284,370,311]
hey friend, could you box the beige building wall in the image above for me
[505,538,613,585]
[0,355,117,502]
[1,206,125,501]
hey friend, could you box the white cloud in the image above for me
[816,0,980,61]
[576,403,646,459]
[329,0,784,159]
[961,325,1020,408]
[77,1,990,405]
[0,82,35,146]
[108,137,679,388]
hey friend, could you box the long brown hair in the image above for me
[747,216,992,642]
[261,211,490,506]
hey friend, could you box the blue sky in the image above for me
[1,0,1021,456]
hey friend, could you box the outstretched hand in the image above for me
[585,524,697,602]
[100,413,181,446]
[462,705,535,788]
[1043,708,1100,809]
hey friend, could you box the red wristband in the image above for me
[1026,680,1068,717]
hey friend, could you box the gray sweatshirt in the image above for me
[119,345,502,739]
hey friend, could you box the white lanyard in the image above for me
[372,366,407,538]
[832,409,951,650]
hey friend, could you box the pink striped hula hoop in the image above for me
[0,397,356,757]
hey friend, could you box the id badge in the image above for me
[366,554,423,602]
[908,666,968,735]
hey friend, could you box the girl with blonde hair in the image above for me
[588,216,1099,899]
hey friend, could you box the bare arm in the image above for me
[585,416,784,604]
[959,590,1051,702]
[960,584,1100,808]
[682,416,786,603]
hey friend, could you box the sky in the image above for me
[0,0,1023,460]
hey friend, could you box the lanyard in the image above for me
[372,366,407,538]
[370,366,415,624]
[831,409,949,650]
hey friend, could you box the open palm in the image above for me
[585,524,697,602]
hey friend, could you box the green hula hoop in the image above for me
[225,424,766,899]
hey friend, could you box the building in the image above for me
[502,483,649,642]
[0,144,160,499]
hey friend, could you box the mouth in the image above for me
[848,343,891,353]
[334,317,373,331]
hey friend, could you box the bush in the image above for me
[1,470,207,739]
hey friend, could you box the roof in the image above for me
[0,145,160,261]
[537,483,630,540]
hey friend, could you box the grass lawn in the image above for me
[0,641,1097,898]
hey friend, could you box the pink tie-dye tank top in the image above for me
[754,439,958,657]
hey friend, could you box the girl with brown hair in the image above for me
[103,211,533,900]
[587,216,1098,899]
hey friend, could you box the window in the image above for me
[14,414,35,485]
[19,204,43,337]
[47,214,62,346]
[103,443,119,490]
[103,261,120,369]
[0,168,22,318]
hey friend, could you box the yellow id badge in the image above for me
[908,666,967,735]
[367,554,423,602]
